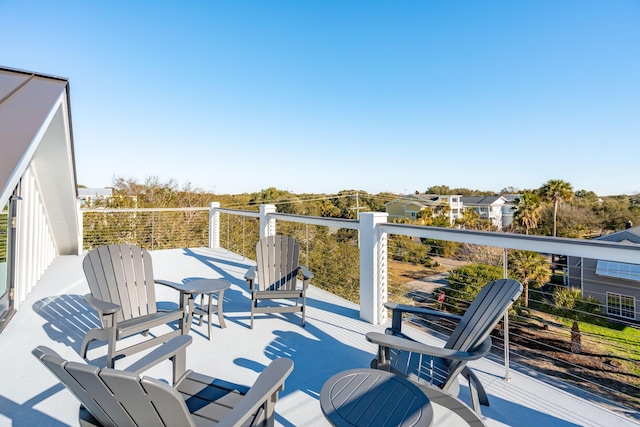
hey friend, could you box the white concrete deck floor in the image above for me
[0,247,639,427]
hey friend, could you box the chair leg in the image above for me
[80,328,109,358]
[251,299,255,329]
[301,293,306,327]
[207,293,212,340]
[372,346,391,371]
[462,366,489,415]
[264,392,277,427]
[106,327,118,368]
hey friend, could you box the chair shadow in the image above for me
[457,383,582,427]
[180,248,252,287]
[0,384,71,427]
[243,311,589,427]
[260,321,374,398]
[32,294,100,355]
[32,294,183,358]
[305,295,360,319]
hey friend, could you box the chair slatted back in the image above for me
[83,244,157,324]
[255,236,300,292]
[442,278,522,388]
[33,346,194,427]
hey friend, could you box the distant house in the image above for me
[0,66,80,328]
[78,187,113,207]
[460,196,508,230]
[567,225,640,323]
[499,193,519,229]
[385,194,463,225]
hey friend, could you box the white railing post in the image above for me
[259,204,276,238]
[76,200,83,255]
[503,248,511,382]
[209,202,220,249]
[359,212,388,324]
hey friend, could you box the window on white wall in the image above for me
[607,292,635,319]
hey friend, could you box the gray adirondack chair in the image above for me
[366,278,523,415]
[81,244,189,368]
[33,335,293,427]
[245,235,313,329]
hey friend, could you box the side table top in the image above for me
[181,278,231,294]
[320,368,433,427]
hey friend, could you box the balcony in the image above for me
[2,205,640,426]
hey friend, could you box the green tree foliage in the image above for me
[389,235,432,266]
[539,179,574,237]
[512,192,542,235]
[445,264,504,313]
[507,250,551,307]
[249,187,300,214]
[425,185,495,197]
[552,287,602,321]
[593,196,638,235]
[280,224,361,303]
[84,176,215,250]
[455,208,480,229]
[536,204,597,239]
[425,185,452,195]
[446,255,552,313]
[81,176,640,306]
[455,208,496,231]
[552,286,604,353]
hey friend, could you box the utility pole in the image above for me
[349,192,368,248]
[349,192,367,220]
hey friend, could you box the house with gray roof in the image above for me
[460,196,509,230]
[0,66,80,330]
[385,194,463,225]
[567,225,640,323]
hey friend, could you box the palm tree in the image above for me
[512,192,542,234]
[456,207,480,229]
[540,179,574,237]
[508,250,551,307]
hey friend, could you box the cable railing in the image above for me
[79,204,640,410]
[382,229,640,410]
[82,207,210,251]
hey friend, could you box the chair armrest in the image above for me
[299,266,313,290]
[299,266,313,280]
[124,335,192,383]
[155,279,195,293]
[217,358,294,427]
[244,266,256,281]
[245,266,257,290]
[385,302,463,322]
[158,280,211,295]
[366,332,492,361]
[83,294,120,316]
[385,301,462,332]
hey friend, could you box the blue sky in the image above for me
[2,1,639,196]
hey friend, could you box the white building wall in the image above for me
[14,167,56,310]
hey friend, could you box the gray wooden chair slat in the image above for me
[81,244,188,368]
[32,347,115,426]
[100,245,132,321]
[443,279,522,388]
[366,278,523,416]
[140,376,197,426]
[129,245,150,316]
[245,236,312,329]
[32,336,293,427]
